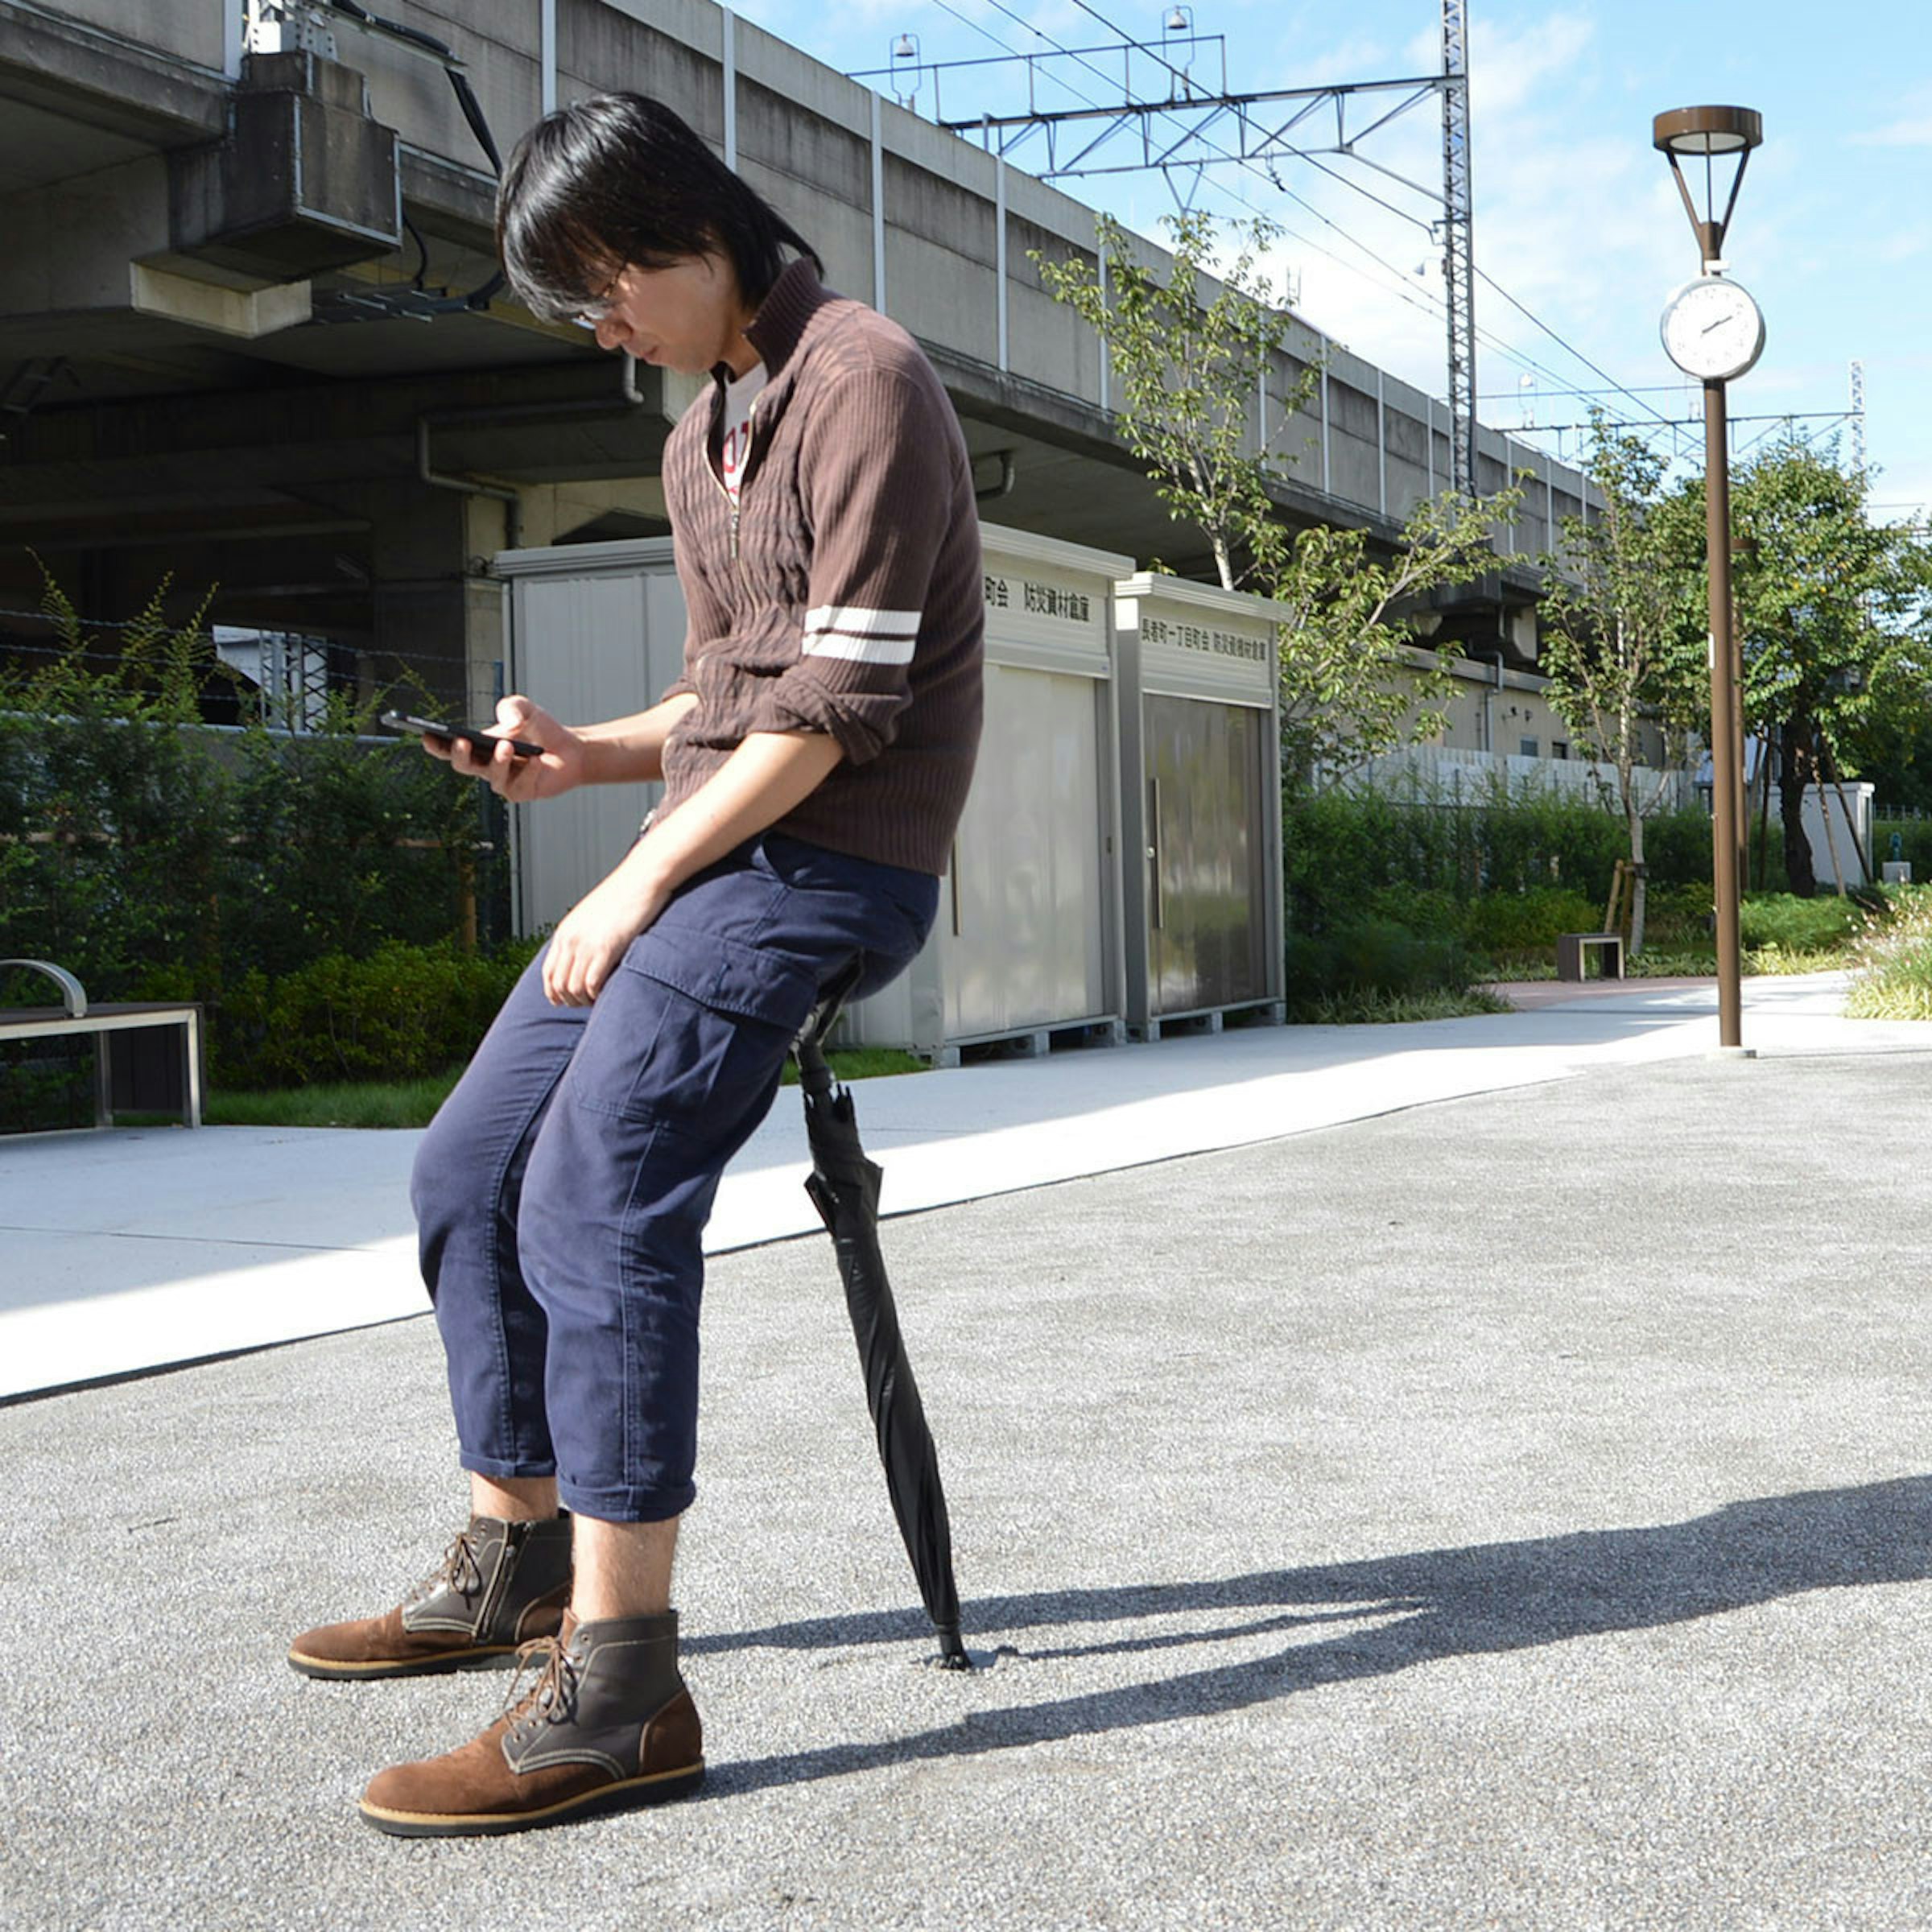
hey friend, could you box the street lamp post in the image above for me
[1653,105,1765,1054]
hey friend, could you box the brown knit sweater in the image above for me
[655,260,985,877]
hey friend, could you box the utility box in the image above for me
[840,525,1133,1063]
[494,538,685,936]
[1112,574,1286,1038]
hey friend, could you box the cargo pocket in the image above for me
[582,927,821,1131]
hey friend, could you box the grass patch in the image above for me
[780,1046,927,1085]
[206,1071,465,1129]
[204,1046,931,1130]
[1846,886,1932,1020]
[1494,947,1847,984]
[1290,986,1516,1026]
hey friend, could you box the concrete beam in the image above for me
[0,0,227,146]
[130,265,312,339]
[169,53,402,284]
[0,357,675,535]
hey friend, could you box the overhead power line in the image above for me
[877,0,1673,486]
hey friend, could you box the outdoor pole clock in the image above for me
[1659,275,1765,382]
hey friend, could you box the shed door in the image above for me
[943,663,1108,1038]
[1146,695,1269,1014]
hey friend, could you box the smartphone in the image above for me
[379,711,545,760]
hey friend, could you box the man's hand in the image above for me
[538,726,844,1007]
[428,696,583,802]
[542,848,674,1007]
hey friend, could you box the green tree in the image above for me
[1032,210,1314,593]
[1673,442,1931,895]
[1034,210,1520,789]
[1538,421,1705,949]
[1264,489,1522,791]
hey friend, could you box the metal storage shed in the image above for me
[836,524,1134,1062]
[495,526,1133,1065]
[1112,573,1287,1038]
[494,537,684,937]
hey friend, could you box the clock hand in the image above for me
[1702,317,1730,333]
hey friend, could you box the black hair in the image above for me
[496,93,823,322]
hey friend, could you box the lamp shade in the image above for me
[1653,105,1763,155]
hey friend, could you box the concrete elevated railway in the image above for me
[0,0,1575,714]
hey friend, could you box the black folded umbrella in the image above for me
[793,987,971,1670]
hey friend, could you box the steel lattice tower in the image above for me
[872,3,1482,494]
[1440,0,1476,496]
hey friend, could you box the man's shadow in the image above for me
[689,1474,1932,1797]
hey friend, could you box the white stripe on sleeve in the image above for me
[802,633,918,664]
[803,604,921,664]
[806,605,923,637]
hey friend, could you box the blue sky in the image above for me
[729,0,1931,522]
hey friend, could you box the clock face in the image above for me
[1660,276,1765,381]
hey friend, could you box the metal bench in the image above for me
[0,959,204,1129]
[1554,933,1625,982]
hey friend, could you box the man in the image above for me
[287,93,984,1837]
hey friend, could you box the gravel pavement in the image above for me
[6,1047,1932,1930]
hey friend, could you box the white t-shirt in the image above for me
[719,361,769,504]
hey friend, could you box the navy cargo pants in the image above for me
[410,831,938,1523]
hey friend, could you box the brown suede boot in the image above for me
[357,1611,704,1836]
[287,1513,572,1680]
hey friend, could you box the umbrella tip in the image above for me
[932,1629,974,1671]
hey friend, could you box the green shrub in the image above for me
[1282,779,1719,940]
[1292,985,1516,1026]
[1738,893,1864,954]
[225,706,508,980]
[1641,880,1713,950]
[218,938,536,1088]
[1460,886,1604,959]
[1359,882,1463,940]
[1286,914,1480,1016]
[0,1038,94,1133]
[0,567,505,1015]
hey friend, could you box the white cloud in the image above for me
[1850,85,1932,149]
[1854,118,1932,149]
[1467,12,1596,119]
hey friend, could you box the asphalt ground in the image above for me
[6,1046,1932,1930]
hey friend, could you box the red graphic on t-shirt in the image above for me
[720,364,768,505]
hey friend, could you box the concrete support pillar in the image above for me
[1377,368,1388,518]
[995,155,1008,372]
[721,8,737,168]
[1097,245,1109,415]
[1319,361,1331,496]
[870,90,886,315]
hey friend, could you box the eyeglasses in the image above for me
[572,267,625,330]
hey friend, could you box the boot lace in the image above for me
[503,1634,580,1748]
[403,1527,485,1608]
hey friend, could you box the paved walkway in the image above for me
[1,972,1923,1402]
[4,971,1931,1930]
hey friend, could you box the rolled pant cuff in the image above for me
[558,1478,696,1524]
[459,1450,559,1481]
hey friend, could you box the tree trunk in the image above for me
[1779,713,1818,898]
[1627,809,1648,953]
[1818,738,1872,886]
